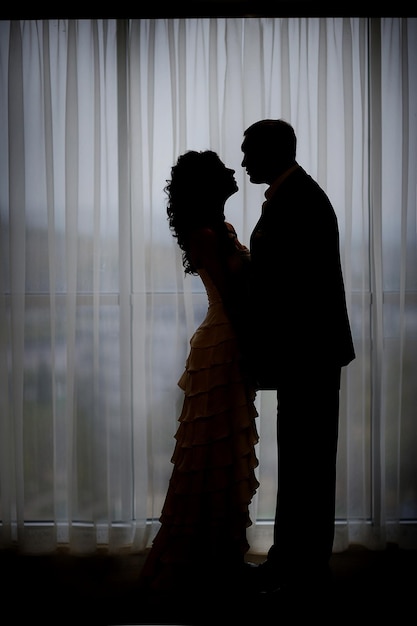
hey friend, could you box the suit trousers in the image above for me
[267,368,341,578]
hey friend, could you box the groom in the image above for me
[241,119,355,594]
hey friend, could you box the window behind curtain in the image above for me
[0,17,416,554]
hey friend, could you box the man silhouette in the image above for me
[241,119,355,594]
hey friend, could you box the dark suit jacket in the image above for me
[248,165,355,390]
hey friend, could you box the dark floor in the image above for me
[1,545,416,624]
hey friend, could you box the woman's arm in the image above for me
[189,227,229,300]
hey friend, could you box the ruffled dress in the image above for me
[138,266,259,595]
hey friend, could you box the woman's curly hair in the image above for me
[165,150,229,275]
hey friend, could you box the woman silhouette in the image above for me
[138,150,259,598]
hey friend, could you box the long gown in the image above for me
[138,255,259,596]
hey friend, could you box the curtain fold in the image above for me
[0,17,416,555]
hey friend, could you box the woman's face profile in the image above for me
[208,158,238,201]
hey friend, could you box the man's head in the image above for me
[241,119,297,185]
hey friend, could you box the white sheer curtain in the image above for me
[0,17,416,555]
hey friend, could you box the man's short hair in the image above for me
[244,119,297,160]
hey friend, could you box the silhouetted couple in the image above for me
[139,120,355,602]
